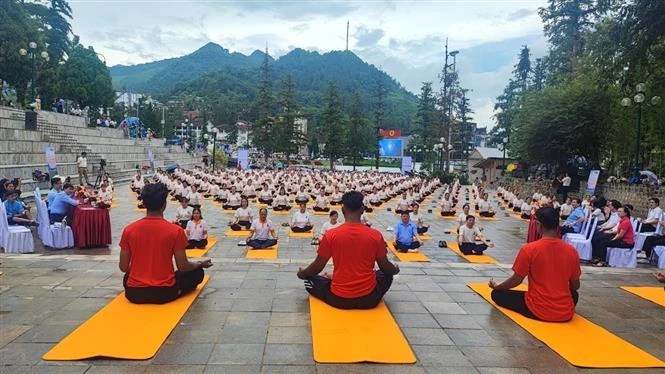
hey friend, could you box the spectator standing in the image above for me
[77,152,91,186]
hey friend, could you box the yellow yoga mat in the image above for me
[132,207,146,212]
[109,203,119,209]
[446,242,497,264]
[289,231,314,238]
[477,216,499,221]
[221,208,236,214]
[436,211,458,220]
[43,276,209,361]
[419,234,432,240]
[621,287,665,308]
[255,202,269,207]
[313,210,331,216]
[386,241,430,262]
[246,244,278,259]
[308,296,416,364]
[225,229,250,237]
[468,282,665,368]
[186,236,217,258]
[271,210,291,215]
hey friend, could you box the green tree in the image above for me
[346,93,368,170]
[514,45,532,93]
[253,47,275,158]
[275,74,305,161]
[321,83,345,170]
[57,43,114,112]
[373,80,385,169]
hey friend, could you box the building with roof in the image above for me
[468,147,516,182]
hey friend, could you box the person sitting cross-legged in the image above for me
[393,212,423,252]
[313,189,330,212]
[489,207,581,321]
[312,210,342,245]
[291,202,314,233]
[246,208,279,249]
[394,192,412,215]
[173,197,193,229]
[185,208,208,249]
[222,186,241,210]
[478,193,495,217]
[258,184,274,205]
[230,197,253,231]
[272,187,292,211]
[297,190,400,309]
[410,203,429,234]
[119,182,212,304]
[3,191,37,226]
[458,215,494,255]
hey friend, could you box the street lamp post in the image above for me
[19,42,49,107]
[621,83,661,179]
[501,137,508,176]
[206,122,219,171]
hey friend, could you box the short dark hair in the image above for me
[51,177,62,186]
[466,215,475,221]
[571,198,582,204]
[81,152,87,156]
[141,183,168,211]
[4,190,18,198]
[610,200,621,210]
[342,191,364,213]
[650,197,660,205]
[259,207,268,215]
[535,207,559,229]
[329,210,338,217]
[63,183,74,190]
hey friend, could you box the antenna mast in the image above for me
[346,20,349,51]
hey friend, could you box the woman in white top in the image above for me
[410,203,429,234]
[295,186,309,204]
[230,198,253,231]
[185,208,208,249]
[273,187,291,211]
[520,197,533,219]
[258,185,274,205]
[395,192,412,214]
[313,189,330,212]
[174,197,194,229]
[216,187,228,203]
[368,187,382,206]
[246,208,278,249]
[291,202,313,232]
[187,185,203,209]
[241,184,256,199]
[95,183,113,208]
[330,187,343,206]
[312,210,342,245]
[478,193,495,217]
[223,187,242,210]
[440,192,455,216]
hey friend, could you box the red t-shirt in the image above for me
[317,222,388,298]
[617,217,634,245]
[513,237,581,322]
[119,216,189,287]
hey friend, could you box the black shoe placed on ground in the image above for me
[438,240,447,248]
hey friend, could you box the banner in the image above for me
[379,128,401,138]
[45,146,57,174]
[586,170,600,194]
[401,156,412,174]
[238,148,249,170]
[147,148,155,174]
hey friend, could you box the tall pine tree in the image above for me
[322,83,345,170]
[347,93,366,171]
[275,74,304,162]
[373,80,385,170]
[253,47,275,158]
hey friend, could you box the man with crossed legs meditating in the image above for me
[119,183,212,304]
[489,207,581,322]
[297,191,400,309]
[246,208,279,249]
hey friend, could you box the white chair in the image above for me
[634,213,665,252]
[33,191,74,249]
[652,246,665,269]
[567,218,598,261]
[606,222,640,268]
[563,211,593,242]
[0,202,34,253]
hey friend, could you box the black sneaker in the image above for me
[438,240,447,248]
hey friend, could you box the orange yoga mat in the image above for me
[43,276,209,361]
[221,208,237,214]
[186,236,217,258]
[225,229,251,237]
[289,231,314,238]
[386,241,430,262]
[436,211,458,220]
[477,216,499,221]
[446,242,497,264]
[621,287,665,308]
[308,296,416,364]
[246,244,278,259]
[419,234,433,240]
[313,210,331,216]
[271,210,291,215]
[468,282,665,368]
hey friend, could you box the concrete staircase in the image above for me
[0,106,200,194]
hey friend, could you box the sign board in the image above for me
[401,156,412,174]
[586,170,600,194]
[238,148,249,170]
[378,139,403,157]
[379,128,402,138]
[45,146,57,174]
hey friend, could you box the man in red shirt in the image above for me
[489,207,581,322]
[297,191,400,309]
[119,183,212,304]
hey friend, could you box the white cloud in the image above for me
[68,0,549,128]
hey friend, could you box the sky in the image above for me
[69,0,549,129]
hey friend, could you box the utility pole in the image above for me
[346,21,349,51]
[441,38,449,173]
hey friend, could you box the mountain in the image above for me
[110,43,418,131]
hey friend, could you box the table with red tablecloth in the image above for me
[72,206,112,248]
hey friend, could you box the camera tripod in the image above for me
[94,165,106,189]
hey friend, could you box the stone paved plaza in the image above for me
[1,186,664,373]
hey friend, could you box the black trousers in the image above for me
[364,207,374,213]
[560,225,577,236]
[259,198,273,205]
[417,226,429,234]
[178,220,189,229]
[640,223,656,233]
[591,231,613,259]
[395,209,411,215]
[222,205,240,210]
[592,238,631,262]
[395,240,421,252]
[186,239,208,249]
[313,206,330,212]
[491,288,578,321]
[273,205,291,211]
[304,271,393,309]
[440,211,455,216]
[231,220,251,231]
[642,235,665,258]
[460,242,488,255]
[479,211,495,217]
[123,268,204,304]
[248,238,277,249]
[292,225,313,233]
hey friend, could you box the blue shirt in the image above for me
[4,200,24,219]
[50,193,79,215]
[47,189,63,206]
[394,221,418,244]
[565,207,586,233]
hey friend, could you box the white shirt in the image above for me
[250,218,274,240]
[234,207,253,221]
[315,195,328,208]
[478,200,491,213]
[521,202,531,214]
[410,212,424,226]
[646,207,663,223]
[97,189,112,203]
[320,221,341,236]
[77,156,87,168]
[459,224,481,243]
[176,205,193,221]
[274,194,289,206]
[228,192,241,205]
[292,210,311,227]
[560,203,573,216]
[186,219,208,240]
[562,176,571,187]
[187,191,203,206]
[458,212,468,226]
[441,199,452,212]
